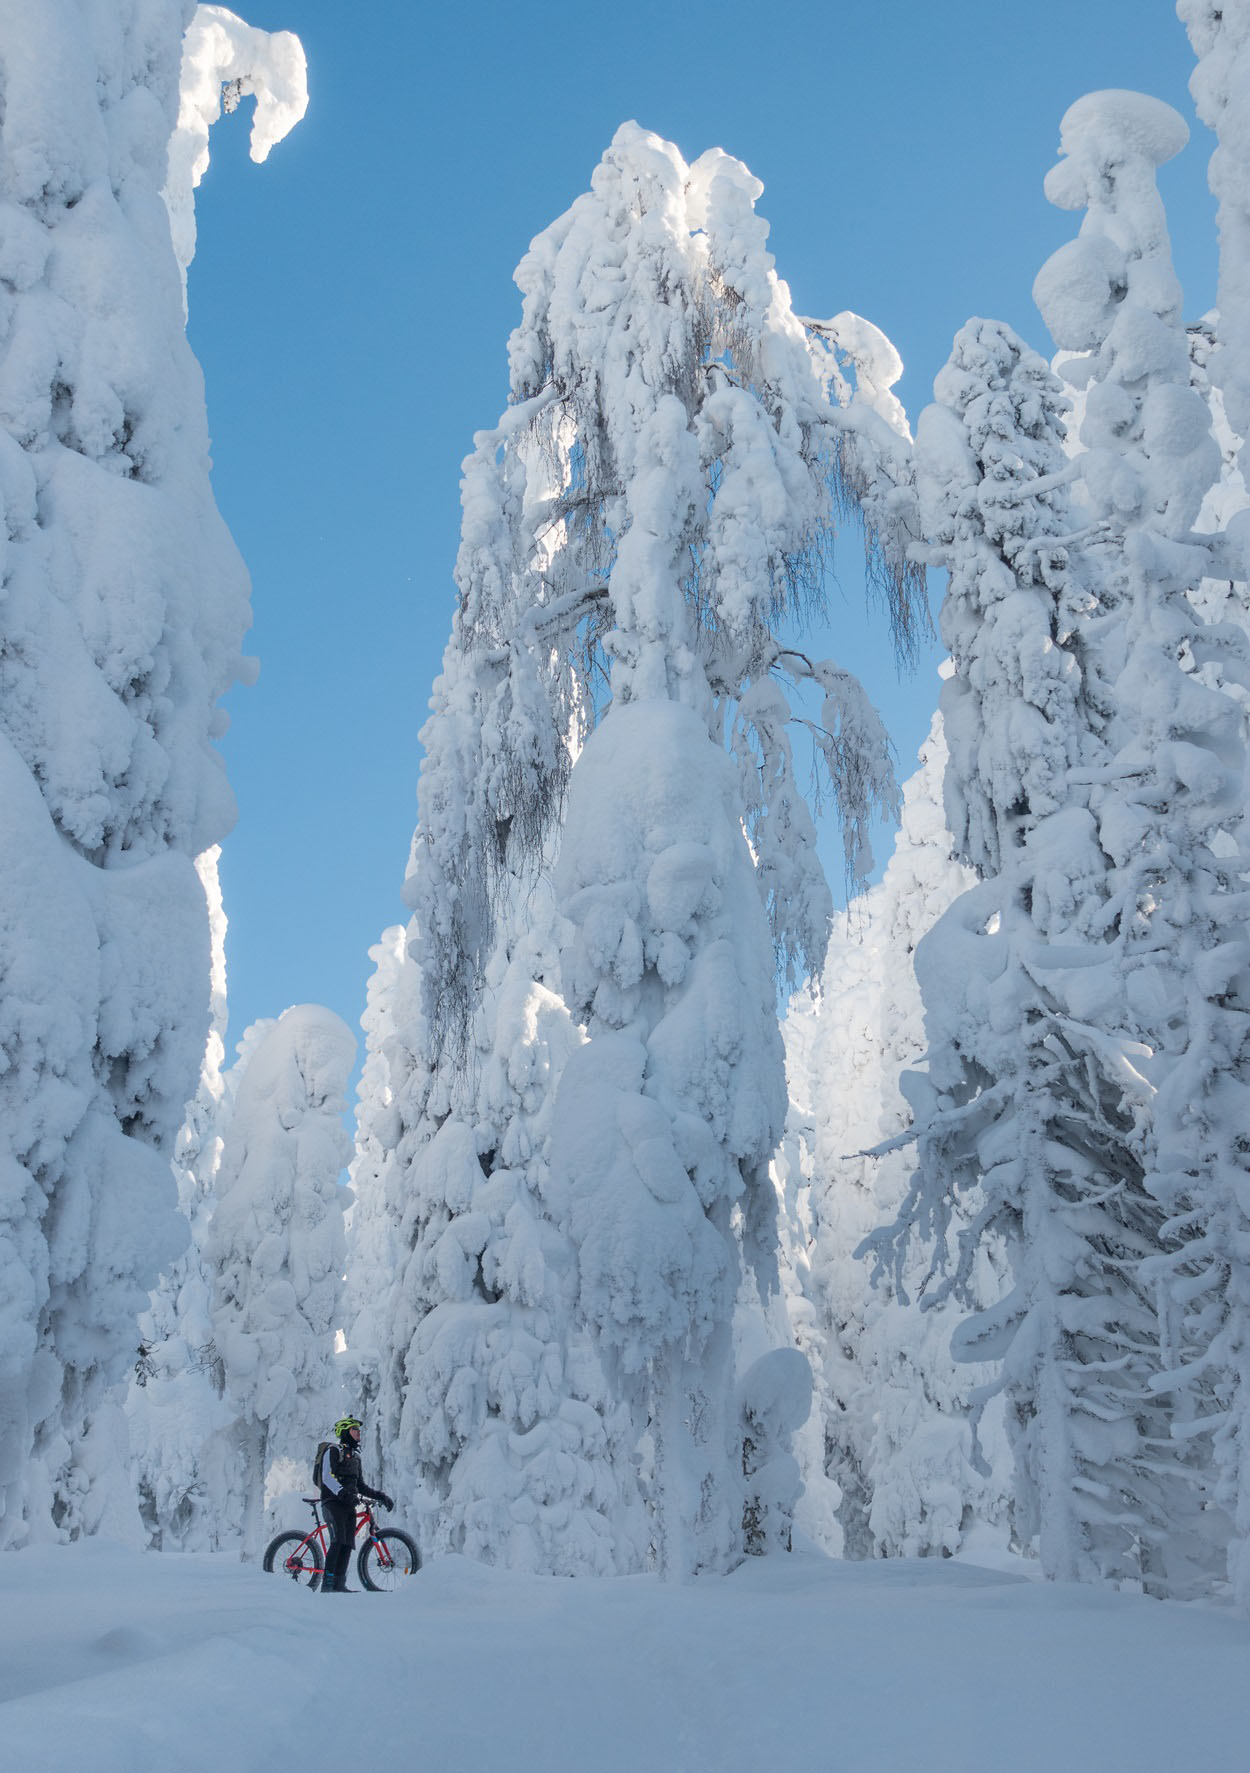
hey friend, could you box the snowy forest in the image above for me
[9,0,1250,1631]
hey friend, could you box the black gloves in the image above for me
[378,1492,394,1512]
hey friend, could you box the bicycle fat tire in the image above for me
[357,1528,420,1591]
[262,1529,324,1589]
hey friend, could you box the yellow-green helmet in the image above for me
[334,1415,362,1439]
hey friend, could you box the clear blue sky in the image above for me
[187,0,1220,1064]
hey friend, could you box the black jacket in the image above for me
[318,1440,386,1509]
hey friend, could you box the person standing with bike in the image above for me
[317,1415,394,1593]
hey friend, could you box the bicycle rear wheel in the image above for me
[357,1528,420,1591]
[263,1529,324,1589]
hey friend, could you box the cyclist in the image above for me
[316,1415,394,1593]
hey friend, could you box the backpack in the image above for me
[313,1440,333,1490]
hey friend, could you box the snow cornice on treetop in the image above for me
[164,5,308,289]
[1044,89,1189,213]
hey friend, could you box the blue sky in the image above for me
[188,0,1221,1064]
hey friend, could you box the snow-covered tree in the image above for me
[475,126,910,1577]
[0,0,308,1547]
[206,1005,355,1555]
[353,124,917,1579]
[521,129,921,1576]
[786,714,1011,1561]
[118,13,307,1553]
[1036,89,1250,1596]
[872,309,1148,1585]
[553,135,920,1575]
[737,1346,813,1555]
[875,93,1249,1597]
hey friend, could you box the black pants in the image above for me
[322,1496,356,1592]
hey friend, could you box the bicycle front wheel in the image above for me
[357,1528,420,1592]
[263,1529,324,1589]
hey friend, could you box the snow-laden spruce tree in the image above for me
[785,714,1011,1560]
[206,1006,355,1555]
[877,95,1249,1596]
[871,309,1160,1586]
[0,0,305,1546]
[1035,90,1250,1595]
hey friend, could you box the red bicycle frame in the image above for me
[282,1498,398,1577]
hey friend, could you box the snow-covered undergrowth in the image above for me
[3,1541,1246,1773]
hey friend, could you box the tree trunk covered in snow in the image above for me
[548,699,787,1576]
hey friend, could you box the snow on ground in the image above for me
[3,1540,1247,1772]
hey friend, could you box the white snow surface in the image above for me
[3,1540,1247,1773]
